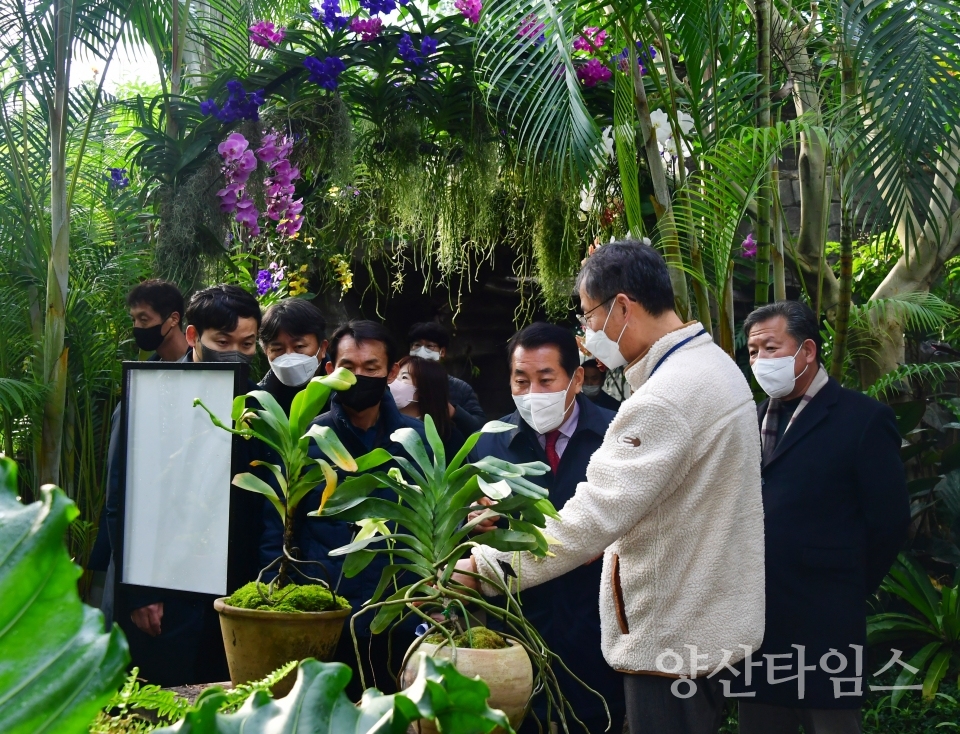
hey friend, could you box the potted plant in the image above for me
[194,368,390,695]
[315,416,609,733]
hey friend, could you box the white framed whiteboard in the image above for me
[119,363,240,596]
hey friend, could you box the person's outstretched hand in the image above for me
[452,556,479,591]
[467,496,499,534]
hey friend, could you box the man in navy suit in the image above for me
[739,300,909,733]
[259,320,427,697]
[471,322,625,734]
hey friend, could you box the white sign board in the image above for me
[121,366,236,595]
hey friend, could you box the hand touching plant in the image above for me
[194,367,390,591]
[315,415,607,730]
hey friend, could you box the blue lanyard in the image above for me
[649,329,707,377]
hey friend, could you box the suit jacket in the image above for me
[747,376,909,708]
[471,395,624,723]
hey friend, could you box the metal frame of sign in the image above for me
[115,361,248,599]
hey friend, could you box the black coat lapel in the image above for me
[765,378,841,468]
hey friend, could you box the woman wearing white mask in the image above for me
[389,355,466,456]
[257,299,328,415]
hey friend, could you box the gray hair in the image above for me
[743,300,822,360]
[575,240,675,316]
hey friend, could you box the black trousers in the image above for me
[120,596,228,687]
[738,702,862,734]
[624,675,725,734]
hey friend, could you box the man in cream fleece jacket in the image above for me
[457,240,765,734]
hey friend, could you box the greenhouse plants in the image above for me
[194,367,391,693]
[315,414,609,733]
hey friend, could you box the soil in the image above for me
[423,626,509,649]
[224,581,350,613]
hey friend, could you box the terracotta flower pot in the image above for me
[400,638,533,734]
[214,598,351,697]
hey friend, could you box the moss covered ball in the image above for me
[225,581,351,613]
[423,626,509,650]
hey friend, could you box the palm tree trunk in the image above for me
[719,266,736,357]
[754,0,772,305]
[625,37,690,318]
[830,53,856,380]
[772,165,787,300]
[39,0,74,487]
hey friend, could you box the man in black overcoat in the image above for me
[738,300,910,734]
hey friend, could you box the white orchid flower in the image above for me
[601,126,615,159]
[579,184,596,212]
[677,111,696,137]
[649,109,672,143]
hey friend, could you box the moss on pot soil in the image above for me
[224,581,350,613]
[423,626,508,650]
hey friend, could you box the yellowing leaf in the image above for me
[317,461,339,514]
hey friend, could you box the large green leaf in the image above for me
[0,457,129,734]
[156,655,512,733]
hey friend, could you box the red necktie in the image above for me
[544,430,561,474]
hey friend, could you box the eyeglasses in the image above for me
[576,297,614,330]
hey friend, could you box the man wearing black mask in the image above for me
[181,284,260,365]
[90,280,189,622]
[259,319,427,696]
[128,279,190,360]
[106,284,262,686]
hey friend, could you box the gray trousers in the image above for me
[624,675,725,734]
[738,702,862,734]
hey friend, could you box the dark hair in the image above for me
[185,284,262,336]
[328,320,399,368]
[575,239,675,316]
[507,322,581,380]
[582,358,600,370]
[397,355,453,438]
[408,322,450,349]
[259,299,326,346]
[126,279,184,321]
[743,300,822,361]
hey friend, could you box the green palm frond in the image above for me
[840,0,960,251]
[475,0,601,181]
[866,361,960,399]
[852,292,959,334]
[672,120,801,296]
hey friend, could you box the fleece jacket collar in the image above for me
[624,322,711,392]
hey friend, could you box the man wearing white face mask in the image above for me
[257,299,329,414]
[468,322,625,734]
[738,301,908,733]
[456,240,766,734]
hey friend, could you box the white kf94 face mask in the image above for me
[751,344,808,399]
[410,346,441,361]
[583,305,629,370]
[513,377,573,434]
[270,348,321,387]
[389,379,418,409]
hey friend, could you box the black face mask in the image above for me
[339,374,388,412]
[133,320,171,352]
[198,342,254,364]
